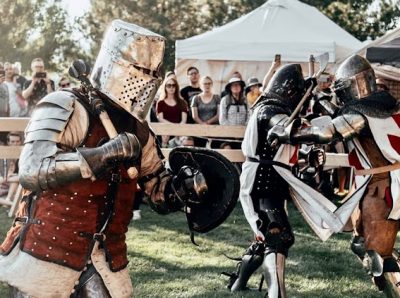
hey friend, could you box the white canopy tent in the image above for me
[175,0,362,92]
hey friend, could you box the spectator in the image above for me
[376,78,389,92]
[219,77,248,126]
[180,136,195,147]
[219,77,248,149]
[180,66,201,123]
[156,77,188,147]
[4,62,27,117]
[0,132,22,202]
[0,68,9,117]
[23,58,55,116]
[221,71,243,98]
[57,76,71,90]
[12,62,27,91]
[245,77,262,107]
[191,75,221,147]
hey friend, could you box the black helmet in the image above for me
[264,64,306,107]
[332,55,377,103]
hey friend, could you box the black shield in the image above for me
[169,147,240,233]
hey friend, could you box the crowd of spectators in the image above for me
[0,58,72,203]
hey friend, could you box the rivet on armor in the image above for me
[257,187,260,190]
[63,260,67,263]
[83,210,87,214]
[70,242,73,245]
[101,212,104,215]
[66,207,70,211]
[38,232,41,235]
[47,212,50,216]
[49,246,52,250]
[34,242,37,245]
[71,289,75,294]
[62,218,66,222]
[50,203,54,206]
[89,194,93,197]
[66,252,69,256]
[53,193,57,197]
[74,231,77,234]
[31,249,34,252]
[88,200,91,203]
[52,236,56,240]
[42,222,45,226]
[46,254,49,258]
[56,227,60,230]
[70,197,74,200]
[74,192,78,195]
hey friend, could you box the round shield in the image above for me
[169,147,240,233]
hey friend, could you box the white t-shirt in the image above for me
[4,81,26,117]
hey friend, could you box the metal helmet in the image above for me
[264,64,306,107]
[332,54,377,103]
[90,19,165,121]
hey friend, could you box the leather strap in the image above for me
[355,162,400,176]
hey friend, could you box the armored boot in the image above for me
[262,252,287,298]
[229,241,265,291]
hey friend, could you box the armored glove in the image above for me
[308,147,326,168]
[77,132,141,178]
[267,125,289,146]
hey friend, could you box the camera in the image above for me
[0,70,5,76]
[35,72,47,79]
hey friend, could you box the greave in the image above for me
[262,252,287,298]
[230,253,264,291]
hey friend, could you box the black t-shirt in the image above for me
[180,85,201,123]
[23,79,55,115]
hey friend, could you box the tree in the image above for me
[78,0,265,71]
[0,0,83,73]
[302,0,400,41]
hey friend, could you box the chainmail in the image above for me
[338,91,399,118]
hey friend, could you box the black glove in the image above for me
[77,132,141,178]
[308,147,326,168]
[267,125,288,147]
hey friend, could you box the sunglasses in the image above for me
[203,82,212,85]
[166,84,176,88]
[60,82,70,88]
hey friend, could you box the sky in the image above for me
[62,0,91,19]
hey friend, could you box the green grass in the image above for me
[0,201,383,297]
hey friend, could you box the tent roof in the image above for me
[176,0,361,63]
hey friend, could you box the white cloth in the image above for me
[4,81,26,117]
[0,242,132,298]
[365,114,400,219]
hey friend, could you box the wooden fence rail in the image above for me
[0,118,246,162]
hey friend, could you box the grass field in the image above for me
[0,200,384,297]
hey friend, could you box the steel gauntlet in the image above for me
[77,132,141,179]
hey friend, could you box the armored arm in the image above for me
[19,91,141,192]
[267,113,366,145]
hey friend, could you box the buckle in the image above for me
[13,216,28,227]
[110,173,121,182]
[93,233,106,242]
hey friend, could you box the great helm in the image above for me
[332,54,377,103]
[264,64,306,108]
[90,19,165,120]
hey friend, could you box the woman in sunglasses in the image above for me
[156,77,188,147]
[57,76,71,90]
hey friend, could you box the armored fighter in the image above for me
[226,64,318,298]
[0,20,238,298]
[268,54,400,296]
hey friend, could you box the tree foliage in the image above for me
[0,0,399,73]
[302,0,400,41]
[78,0,265,71]
[0,0,83,72]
